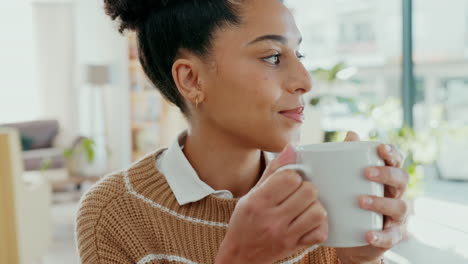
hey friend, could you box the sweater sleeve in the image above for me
[75,173,133,264]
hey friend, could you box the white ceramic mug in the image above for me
[276,141,385,248]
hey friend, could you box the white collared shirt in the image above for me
[156,130,273,206]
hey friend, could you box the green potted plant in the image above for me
[64,137,96,177]
[41,137,97,177]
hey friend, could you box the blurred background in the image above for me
[0,0,467,263]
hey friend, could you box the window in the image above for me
[339,20,375,44]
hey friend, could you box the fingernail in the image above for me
[385,144,392,152]
[362,196,373,207]
[372,233,380,243]
[367,168,380,179]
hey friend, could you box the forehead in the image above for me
[217,0,302,47]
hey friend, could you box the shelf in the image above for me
[127,32,186,162]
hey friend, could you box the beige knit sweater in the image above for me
[75,149,338,264]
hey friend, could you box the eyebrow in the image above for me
[247,34,303,46]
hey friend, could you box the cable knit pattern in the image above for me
[75,149,338,264]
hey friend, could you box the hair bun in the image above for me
[104,0,182,32]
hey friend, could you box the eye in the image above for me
[263,54,281,65]
[296,51,306,60]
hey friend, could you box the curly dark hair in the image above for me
[103,0,243,115]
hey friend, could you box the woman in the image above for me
[76,0,409,263]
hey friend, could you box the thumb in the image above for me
[256,144,297,187]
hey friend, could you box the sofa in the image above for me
[0,119,66,171]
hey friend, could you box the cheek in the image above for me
[252,75,275,100]
[204,66,299,150]
[205,57,293,135]
[206,73,278,134]
[245,66,280,100]
[242,75,279,121]
[218,63,279,111]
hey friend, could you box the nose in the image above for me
[284,58,312,95]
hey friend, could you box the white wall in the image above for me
[0,1,40,123]
[32,1,78,146]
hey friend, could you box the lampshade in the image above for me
[86,64,110,86]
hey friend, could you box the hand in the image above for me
[216,145,328,264]
[336,131,409,264]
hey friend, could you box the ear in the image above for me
[172,54,205,106]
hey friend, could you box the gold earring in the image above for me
[196,97,199,109]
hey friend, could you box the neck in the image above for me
[182,126,265,198]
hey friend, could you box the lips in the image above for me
[279,107,305,123]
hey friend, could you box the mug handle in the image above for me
[276,164,312,180]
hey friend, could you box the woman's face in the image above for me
[198,0,312,152]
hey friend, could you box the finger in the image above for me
[366,226,404,249]
[298,222,329,246]
[253,169,302,206]
[288,201,327,238]
[364,167,409,196]
[359,196,408,223]
[279,181,319,220]
[256,144,296,187]
[344,131,360,142]
[377,144,405,168]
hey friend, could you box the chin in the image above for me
[262,128,301,153]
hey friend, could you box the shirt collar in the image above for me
[157,130,274,206]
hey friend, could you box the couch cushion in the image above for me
[20,134,34,150]
[0,120,59,150]
[22,148,65,171]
